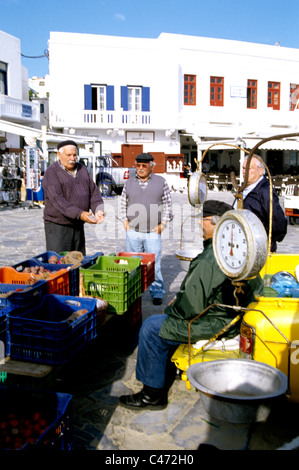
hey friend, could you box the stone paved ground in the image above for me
[1,190,299,451]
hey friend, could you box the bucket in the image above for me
[187,359,288,423]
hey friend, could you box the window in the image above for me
[91,85,106,110]
[84,84,114,111]
[184,75,196,105]
[121,86,150,112]
[247,80,257,109]
[290,84,299,111]
[0,61,8,95]
[210,77,224,106]
[128,86,141,111]
[268,81,280,110]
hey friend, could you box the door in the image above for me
[122,144,143,167]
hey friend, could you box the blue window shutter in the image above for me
[121,86,128,111]
[142,87,150,111]
[106,85,114,110]
[84,84,92,110]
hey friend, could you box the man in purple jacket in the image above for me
[43,140,105,255]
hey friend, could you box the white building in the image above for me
[47,31,299,182]
[0,30,40,151]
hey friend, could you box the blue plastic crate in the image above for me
[11,259,43,273]
[6,294,98,365]
[0,280,47,311]
[0,280,47,353]
[30,251,104,296]
[0,387,72,450]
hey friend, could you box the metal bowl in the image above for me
[175,249,202,271]
[187,359,288,423]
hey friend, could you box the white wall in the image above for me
[48,31,299,159]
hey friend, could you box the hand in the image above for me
[152,223,165,234]
[80,211,97,224]
[123,220,130,231]
[94,210,105,224]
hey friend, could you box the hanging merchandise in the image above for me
[23,146,41,190]
[0,153,22,205]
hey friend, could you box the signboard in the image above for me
[126,131,155,143]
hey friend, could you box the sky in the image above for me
[1,0,299,78]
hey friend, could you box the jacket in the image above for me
[159,238,263,343]
[241,176,287,252]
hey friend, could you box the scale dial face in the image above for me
[213,209,268,281]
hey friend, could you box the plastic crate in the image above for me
[6,294,98,365]
[80,256,141,314]
[0,387,72,450]
[0,312,5,352]
[117,252,155,293]
[260,253,299,278]
[0,280,48,352]
[125,296,142,327]
[31,251,104,296]
[11,259,43,272]
[0,280,47,312]
[0,266,70,296]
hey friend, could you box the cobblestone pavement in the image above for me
[1,190,299,451]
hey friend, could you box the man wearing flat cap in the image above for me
[120,152,173,305]
[119,200,263,410]
[42,140,105,255]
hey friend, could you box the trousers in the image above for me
[136,314,181,389]
[126,229,165,299]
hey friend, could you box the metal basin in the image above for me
[175,249,202,271]
[187,359,288,423]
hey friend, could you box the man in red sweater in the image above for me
[43,140,104,255]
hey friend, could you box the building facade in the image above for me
[47,32,299,183]
[0,30,40,151]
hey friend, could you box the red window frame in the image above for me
[268,81,280,110]
[247,79,257,109]
[184,75,196,105]
[210,77,224,106]
[290,83,299,111]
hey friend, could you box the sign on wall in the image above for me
[230,86,247,98]
[126,131,155,143]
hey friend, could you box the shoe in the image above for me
[119,387,167,410]
[152,298,163,305]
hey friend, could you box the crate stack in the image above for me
[0,249,154,449]
[0,250,155,365]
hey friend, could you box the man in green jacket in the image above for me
[119,200,263,410]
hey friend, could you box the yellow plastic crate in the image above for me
[260,253,299,278]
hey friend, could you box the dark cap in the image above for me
[135,152,154,162]
[203,200,233,218]
[57,140,78,151]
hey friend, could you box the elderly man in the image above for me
[120,152,173,305]
[43,140,105,255]
[236,155,287,252]
[118,200,263,410]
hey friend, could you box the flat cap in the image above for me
[135,152,154,162]
[57,140,78,151]
[203,200,233,218]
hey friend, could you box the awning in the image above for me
[243,138,299,151]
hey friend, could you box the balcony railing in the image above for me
[0,95,40,124]
[51,109,152,129]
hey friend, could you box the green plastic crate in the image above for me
[80,256,141,314]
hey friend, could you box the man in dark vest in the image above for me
[120,153,173,305]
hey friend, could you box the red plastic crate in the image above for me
[0,267,70,296]
[117,252,155,293]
